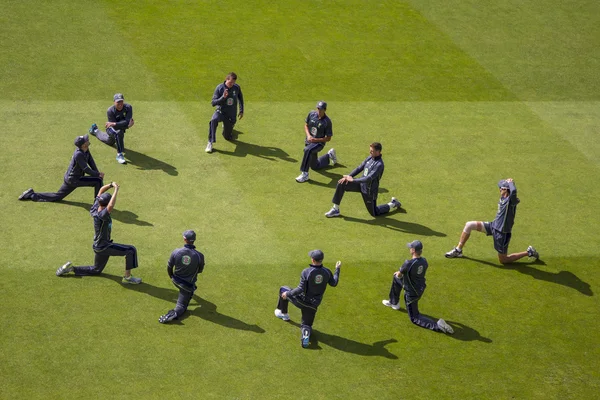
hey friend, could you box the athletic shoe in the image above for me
[437,319,454,334]
[116,153,126,164]
[445,247,463,258]
[18,188,34,201]
[89,123,98,136]
[295,172,309,183]
[274,309,290,321]
[527,245,539,260]
[324,207,340,218]
[301,328,310,348]
[382,299,401,310]
[158,310,177,324]
[328,148,337,165]
[205,142,213,153]
[56,261,73,276]
[122,275,142,284]
[391,197,401,209]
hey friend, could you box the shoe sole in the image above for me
[445,253,463,258]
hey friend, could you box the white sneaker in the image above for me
[56,261,73,276]
[274,309,290,321]
[391,197,401,209]
[445,247,463,258]
[382,299,401,310]
[116,153,126,164]
[205,142,213,153]
[327,148,337,165]
[437,319,454,334]
[324,207,340,218]
[295,172,309,183]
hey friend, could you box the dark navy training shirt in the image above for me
[211,82,244,120]
[491,181,519,233]
[168,244,205,285]
[349,155,384,196]
[305,111,333,144]
[400,257,428,300]
[107,103,133,132]
[64,149,100,184]
[288,264,340,307]
[90,198,112,251]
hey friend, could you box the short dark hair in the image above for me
[227,72,238,80]
[371,142,382,152]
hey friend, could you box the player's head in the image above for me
[308,249,324,265]
[74,134,90,151]
[113,93,125,110]
[407,240,423,256]
[498,179,510,197]
[183,230,196,244]
[370,142,382,157]
[225,72,237,88]
[98,192,112,207]
[316,101,327,117]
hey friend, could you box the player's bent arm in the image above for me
[97,183,113,196]
[106,186,118,213]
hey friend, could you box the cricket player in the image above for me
[445,178,539,264]
[55,182,142,284]
[89,93,134,164]
[382,240,454,334]
[18,134,104,202]
[159,230,206,324]
[274,250,341,348]
[295,101,337,183]
[206,72,244,153]
[324,142,401,218]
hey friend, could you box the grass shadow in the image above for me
[125,149,178,176]
[96,275,264,332]
[464,257,593,296]
[57,200,153,226]
[306,165,347,189]
[289,321,398,358]
[213,133,297,162]
[341,215,445,236]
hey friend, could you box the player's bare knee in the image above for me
[463,221,479,234]
[498,253,510,264]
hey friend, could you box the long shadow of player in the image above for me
[307,165,348,189]
[213,133,297,163]
[341,215,445,237]
[125,149,178,176]
[95,275,264,332]
[464,257,593,296]
[394,309,492,343]
[289,321,398,358]
[57,200,153,226]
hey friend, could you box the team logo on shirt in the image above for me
[182,255,191,265]
[363,168,369,176]
[417,265,424,275]
[227,98,234,106]
[314,274,323,284]
[311,127,318,135]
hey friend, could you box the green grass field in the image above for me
[1,1,599,399]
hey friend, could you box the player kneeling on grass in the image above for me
[325,142,401,218]
[274,250,341,348]
[444,178,539,264]
[382,240,454,335]
[55,182,142,284]
[159,230,206,324]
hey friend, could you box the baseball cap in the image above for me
[98,192,112,206]
[113,93,124,102]
[308,249,324,262]
[406,240,423,252]
[316,101,327,110]
[74,134,89,148]
[498,179,510,189]
[183,230,196,242]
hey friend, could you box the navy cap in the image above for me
[308,249,324,261]
[407,240,423,252]
[183,230,196,242]
[98,192,112,206]
[113,93,124,102]
[316,101,327,110]
[498,180,510,189]
[74,134,89,148]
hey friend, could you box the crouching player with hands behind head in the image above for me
[55,182,142,284]
[382,240,454,334]
[445,178,539,264]
[274,250,341,348]
[159,230,205,324]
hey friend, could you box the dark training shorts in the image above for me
[484,222,511,254]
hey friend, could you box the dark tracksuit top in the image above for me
[107,103,133,133]
[400,257,428,305]
[64,149,101,185]
[288,264,340,309]
[90,199,112,252]
[212,82,244,122]
[491,181,519,233]
[304,111,333,145]
[167,244,205,293]
[349,155,384,197]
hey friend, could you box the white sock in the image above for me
[332,204,339,210]
[387,201,394,208]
